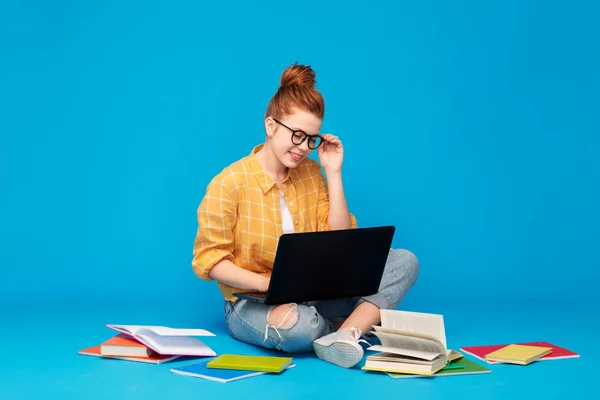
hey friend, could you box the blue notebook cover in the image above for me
[170,360,295,383]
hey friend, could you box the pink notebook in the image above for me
[460,341,579,364]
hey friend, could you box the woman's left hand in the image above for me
[318,134,344,174]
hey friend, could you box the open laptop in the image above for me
[232,225,395,305]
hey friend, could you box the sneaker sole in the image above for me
[313,340,363,369]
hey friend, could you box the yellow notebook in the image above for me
[484,344,552,365]
[206,354,293,373]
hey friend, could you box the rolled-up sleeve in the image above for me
[192,175,237,280]
[316,168,358,232]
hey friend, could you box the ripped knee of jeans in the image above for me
[264,303,298,342]
[268,304,299,328]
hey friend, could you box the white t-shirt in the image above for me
[280,190,295,234]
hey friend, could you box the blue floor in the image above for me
[3,296,598,399]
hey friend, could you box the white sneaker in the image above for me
[313,327,369,368]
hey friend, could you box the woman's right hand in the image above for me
[258,276,271,292]
[209,260,272,293]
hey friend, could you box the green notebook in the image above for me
[387,358,491,379]
[206,354,293,373]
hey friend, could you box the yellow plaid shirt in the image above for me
[192,144,358,301]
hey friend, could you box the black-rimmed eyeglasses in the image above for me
[273,118,323,149]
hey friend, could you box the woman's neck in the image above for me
[255,143,288,185]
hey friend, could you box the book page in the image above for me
[372,326,445,348]
[380,310,447,348]
[371,332,444,360]
[143,326,215,337]
[367,345,438,361]
[368,353,440,365]
[447,349,463,361]
[107,325,215,337]
[136,329,216,356]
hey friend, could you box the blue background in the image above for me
[1,1,598,399]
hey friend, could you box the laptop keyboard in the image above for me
[248,292,267,300]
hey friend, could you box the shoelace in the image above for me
[349,327,371,346]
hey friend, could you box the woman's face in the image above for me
[265,109,322,169]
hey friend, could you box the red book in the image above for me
[100,334,155,357]
[460,341,579,364]
[78,345,180,364]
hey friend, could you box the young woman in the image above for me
[192,63,419,368]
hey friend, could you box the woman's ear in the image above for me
[264,117,276,138]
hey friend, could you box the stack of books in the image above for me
[360,310,579,379]
[78,324,216,364]
[361,310,483,378]
[460,341,580,365]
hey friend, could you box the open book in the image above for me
[362,310,462,375]
[106,325,216,357]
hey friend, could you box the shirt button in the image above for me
[294,220,299,225]
[289,202,294,206]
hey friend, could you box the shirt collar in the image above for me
[248,144,297,194]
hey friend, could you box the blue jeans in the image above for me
[223,248,419,353]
